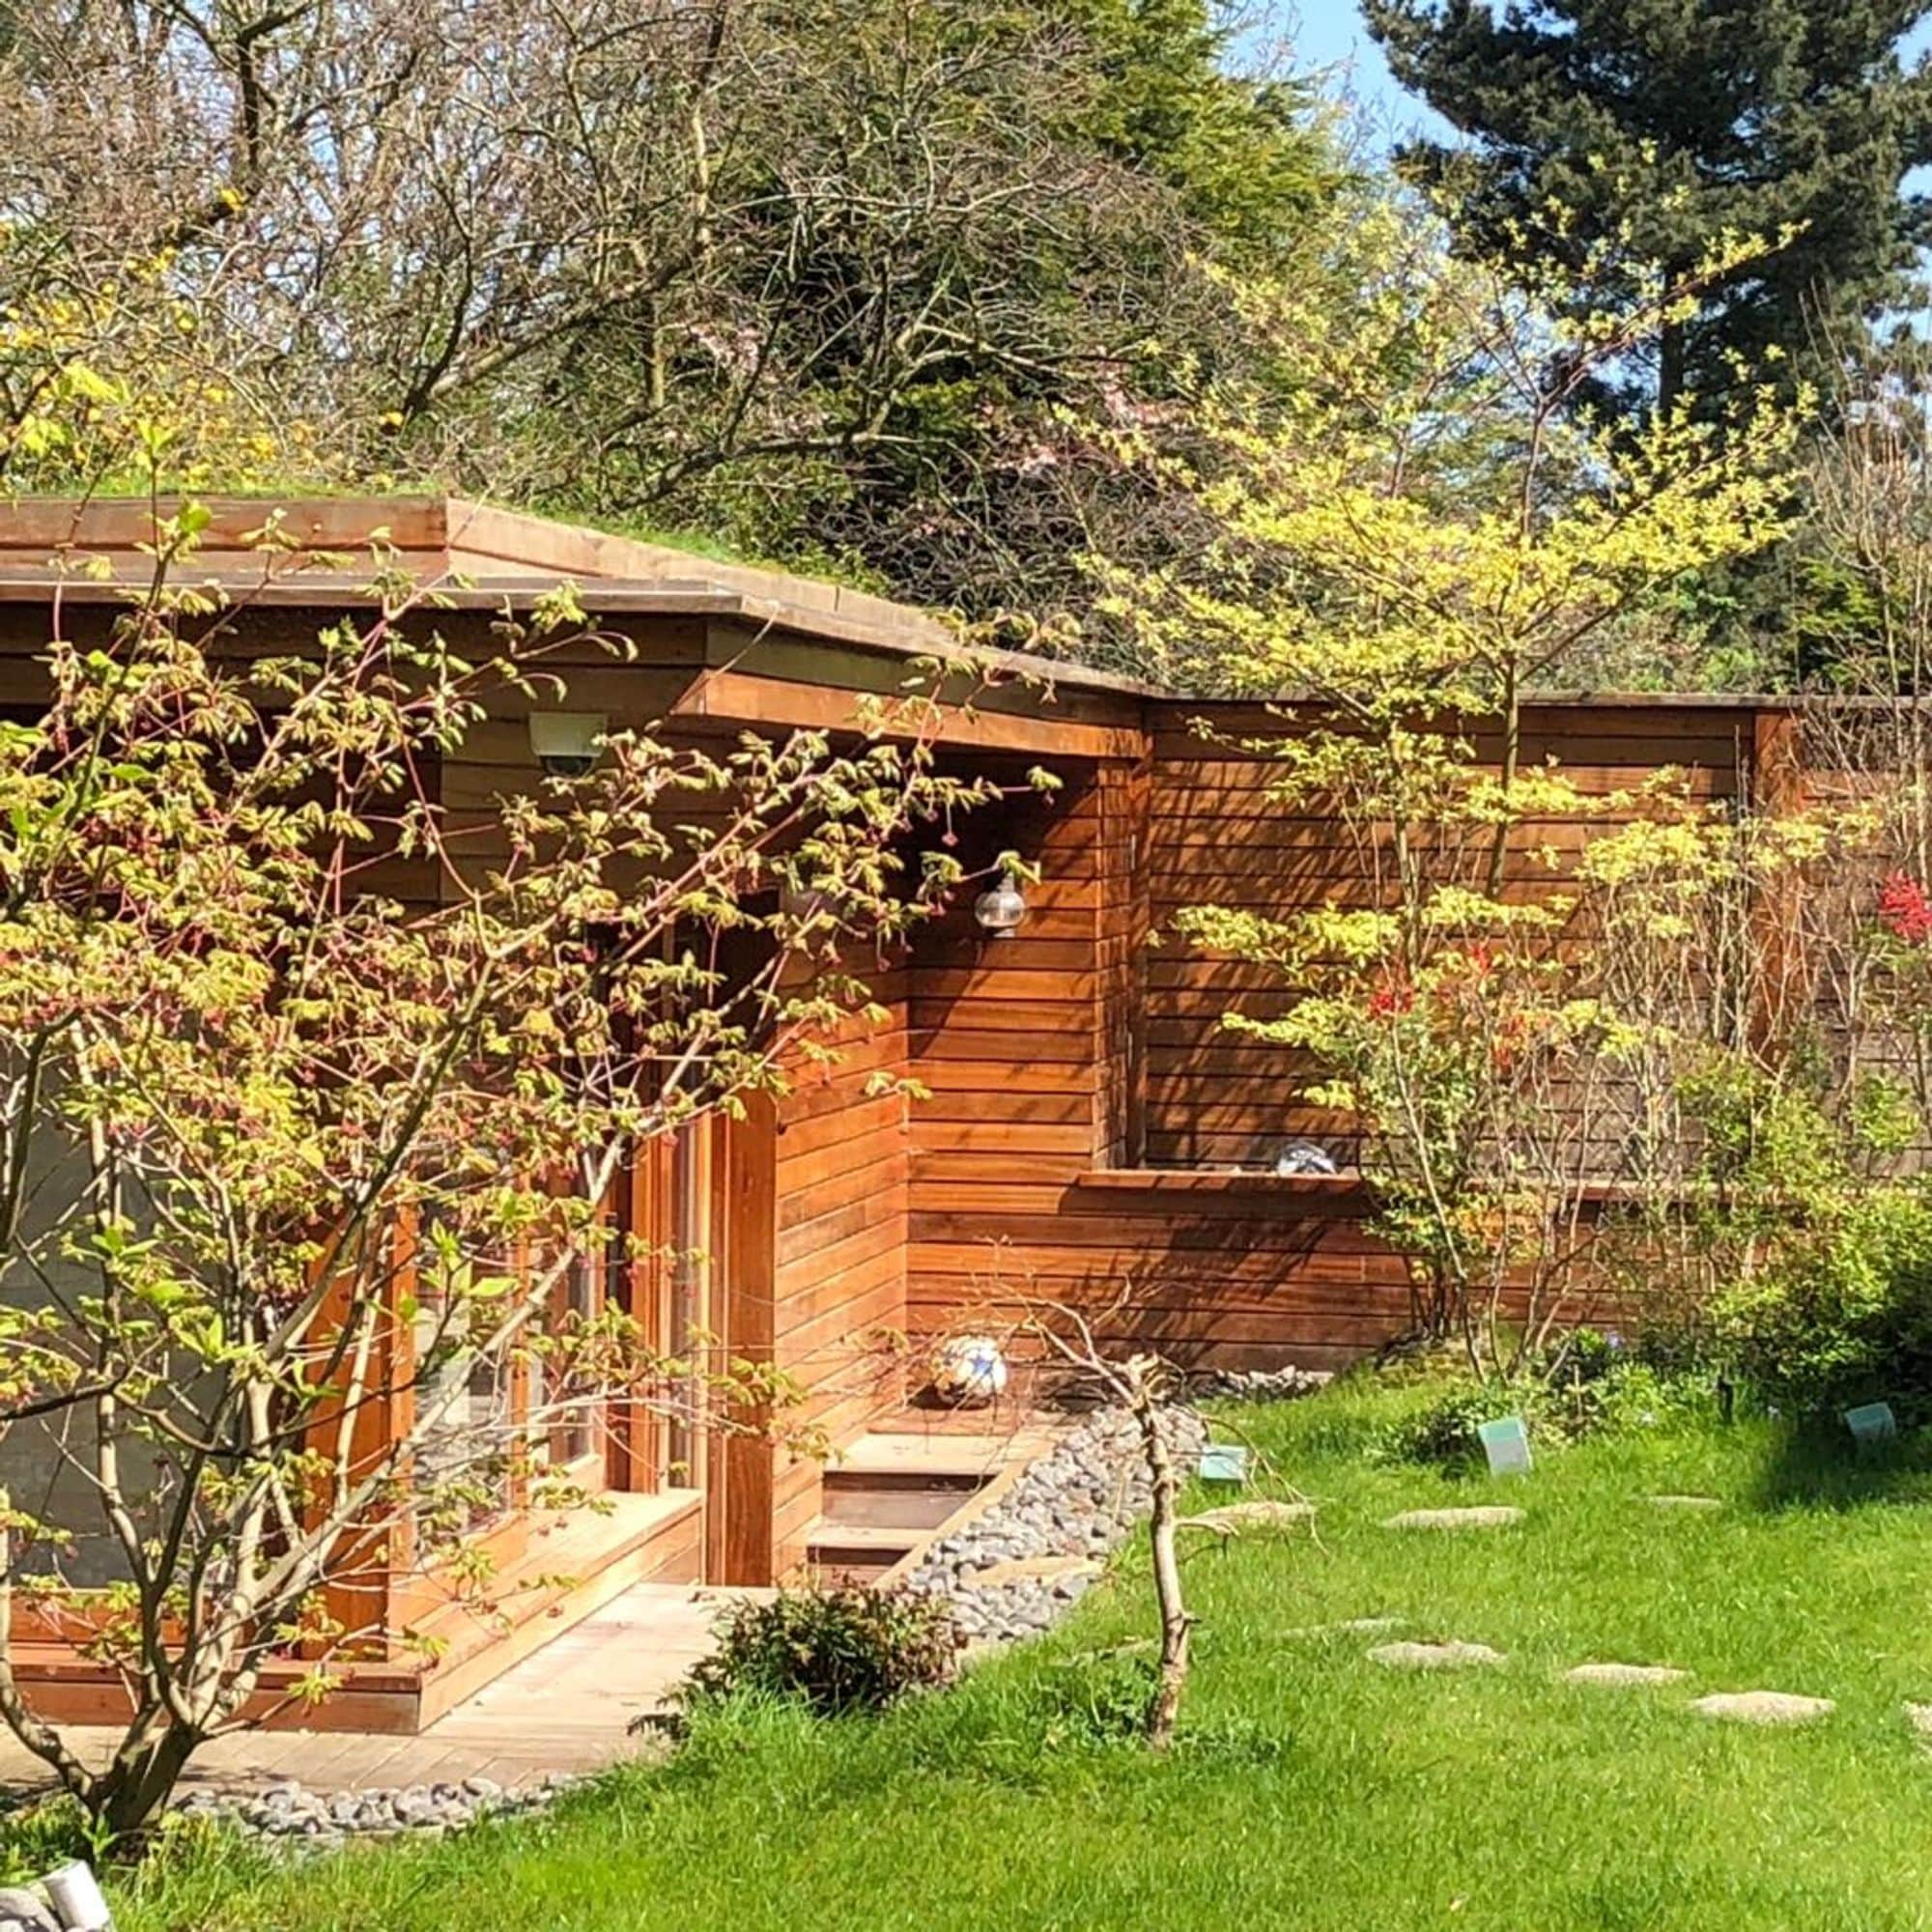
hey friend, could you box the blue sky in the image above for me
[1283,3,1458,146]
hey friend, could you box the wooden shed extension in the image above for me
[0,496,1804,1732]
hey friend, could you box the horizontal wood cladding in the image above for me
[771,985,912,1571]
[898,703,1767,1375]
[1142,702,1753,1172]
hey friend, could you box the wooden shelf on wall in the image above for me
[1070,1168,1372,1207]
[1072,1169,1672,1212]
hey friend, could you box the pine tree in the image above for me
[1366,1,1932,413]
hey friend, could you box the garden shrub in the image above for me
[681,1586,959,1717]
[1366,1382,1506,1469]
[1364,1329,1717,1469]
[1712,1182,1932,1419]
[0,1795,105,1883]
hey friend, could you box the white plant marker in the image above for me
[1198,1443,1249,1486]
[1844,1402,1898,1446]
[1477,1415,1532,1476]
[43,1861,112,1932]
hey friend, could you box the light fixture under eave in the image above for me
[973,870,1027,938]
[528,711,608,777]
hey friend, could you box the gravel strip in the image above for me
[904,1369,1321,1647]
[169,1769,595,1855]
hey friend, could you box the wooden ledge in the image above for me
[1071,1170,1677,1214]
[1074,1167,1376,1213]
[1074,1167,1376,1198]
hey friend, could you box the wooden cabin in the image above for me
[0,496,1797,1733]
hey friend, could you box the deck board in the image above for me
[0,1581,758,1798]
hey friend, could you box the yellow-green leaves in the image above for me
[1100,186,1802,707]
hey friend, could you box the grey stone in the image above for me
[0,1888,59,1932]
[1565,1662,1691,1688]
[1691,1690,1834,1725]
[1382,1506,1525,1531]
[1369,1639,1507,1670]
[1283,1614,1405,1638]
[1188,1365,1328,1403]
[1179,1500,1316,1535]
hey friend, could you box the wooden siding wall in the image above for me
[771,984,911,1576]
[906,769,1123,1338]
[901,701,1767,1375]
[1144,701,1753,1169]
[900,755,1416,1372]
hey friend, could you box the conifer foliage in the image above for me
[1366,1,1932,412]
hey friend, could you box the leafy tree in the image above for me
[1103,192,1800,762]
[0,509,1022,1841]
[0,0,1345,629]
[1108,200,1804,1358]
[1366,0,1932,413]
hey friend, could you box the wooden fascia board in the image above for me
[672,665,1146,760]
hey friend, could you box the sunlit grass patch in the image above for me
[112,1378,1932,1932]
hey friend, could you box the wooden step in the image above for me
[804,1520,921,1585]
[819,1468,987,1531]
[823,1465,988,1496]
[833,1432,1024,1481]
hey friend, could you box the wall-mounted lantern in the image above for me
[973,870,1027,938]
[528,711,607,777]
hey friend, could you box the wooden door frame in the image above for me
[706,1095,777,1584]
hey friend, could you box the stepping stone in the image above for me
[1565,1662,1691,1688]
[1690,1690,1834,1725]
[1382,1506,1524,1531]
[1369,1639,1506,1671]
[1284,1615,1405,1639]
[964,1555,1100,1590]
[1903,1702,1932,1744]
[1645,1494,1723,1512]
[1179,1500,1316,1535]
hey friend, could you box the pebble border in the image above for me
[902,1367,1323,1647]
[170,1769,594,1853]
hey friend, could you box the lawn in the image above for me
[118,1382,1932,1932]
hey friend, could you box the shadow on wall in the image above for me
[0,1135,173,1588]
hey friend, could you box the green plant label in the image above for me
[1844,1402,1898,1445]
[1478,1415,1533,1476]
[1199,1443,1249,1485]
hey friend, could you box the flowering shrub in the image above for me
[1877,870,1932,945]
[1180,831,1639,1377]
[0,508,1026,1838]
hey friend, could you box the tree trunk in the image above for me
[1135,1386,1189,1749]
[1659,318,1686,419]
[94,1723,202,1846]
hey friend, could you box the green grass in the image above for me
[115,1383,1932,1932]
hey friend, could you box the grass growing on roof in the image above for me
[113,1378,1932,1932]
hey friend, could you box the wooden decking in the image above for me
[0,1580,741,1798]
[0,1420,1065,1800]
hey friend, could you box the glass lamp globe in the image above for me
[972,871,1027,938]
